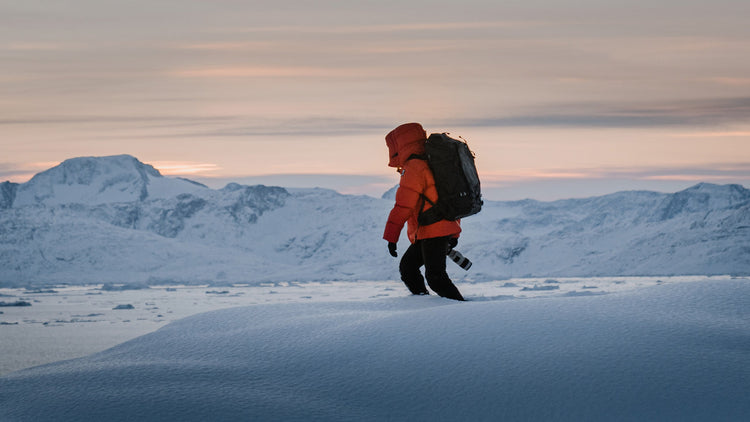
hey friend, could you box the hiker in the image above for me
[383,122,465,301]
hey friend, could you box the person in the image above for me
[382,122,465,301]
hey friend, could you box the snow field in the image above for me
[2,277,749,421]
[0,276,733,375]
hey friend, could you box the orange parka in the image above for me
[383,123,461,244]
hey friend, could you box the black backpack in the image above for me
[417,133,483,225]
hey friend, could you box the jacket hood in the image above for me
[385,123,427,168]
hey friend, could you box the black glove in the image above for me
[448,237,458,252]
[388,242,398,257]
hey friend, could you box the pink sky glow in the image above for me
[2,1,749,200]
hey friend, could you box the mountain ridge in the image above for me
[10,155,208,207]
[1,155,748,286]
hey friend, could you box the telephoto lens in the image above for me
[448,249,472,270]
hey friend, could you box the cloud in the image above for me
[3,43,68,51]
[178,41,275,51]
[222,21,539,35]
[669,131,750,138]
[0,161,59,182]
[632,163,750,182]
[0,112,393,141]
[171,66,376,79]
[153,117,390,139]
[149,161,221,176]
[709,77,750,86]
[444,97,750,129]
[168,57,434,79]
[0,114,239,127]
[482,163,750,185]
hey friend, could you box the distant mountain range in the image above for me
[1,155,748,287]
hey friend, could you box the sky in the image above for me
[2,0,749,200]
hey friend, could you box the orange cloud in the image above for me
[29,161,63,169]
[0,161,61,183]
[480,162,750,186]
[482,169,600,183]
[669,131,750,138]
[150,161,220,176]
[709,77,750,86]
[1,172,36,183]
[642,174,733,182]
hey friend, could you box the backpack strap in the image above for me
[403,153,444,225]
[420,193,435,207]
[407,153,427,161]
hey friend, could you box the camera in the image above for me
[448,249,472,270]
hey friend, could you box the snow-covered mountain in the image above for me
[12,155,207,207]
[0,181,17,209]
[1,155,748,287]
[462,184,750,279]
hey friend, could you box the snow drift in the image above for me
[1,155,749,286]
[2,279,749,421]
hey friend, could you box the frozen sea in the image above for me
[2,276,749,421]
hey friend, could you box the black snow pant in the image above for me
[399,236,465,301]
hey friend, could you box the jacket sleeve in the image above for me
[383,165,425,243]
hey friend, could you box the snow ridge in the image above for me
[1,156,748,286]
[2,280,749,421]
